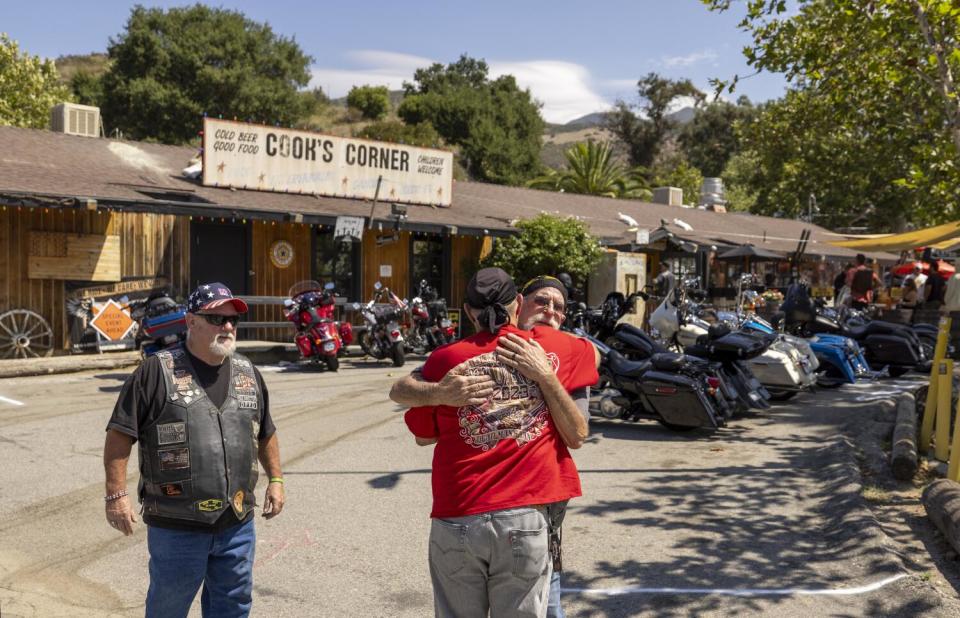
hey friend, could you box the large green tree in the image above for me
[347,85,390,120]
[0,34,71,128]
[679,96,755,177]
[606,73,704,168]
[398,55,545,185]
[480,214,604,286]
[705,0,960,227]
[100,4,315,144]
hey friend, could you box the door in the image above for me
[190,221,248,294]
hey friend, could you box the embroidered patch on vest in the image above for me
[160,482,183,496]
[237,393,258,409]
[158,447,190,471]
[232,490,245,517]
[157,422,186,445]
[197,499,223,512]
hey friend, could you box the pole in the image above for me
[366,175,383,230]
[936,359,954,461]
[921,316,952,453]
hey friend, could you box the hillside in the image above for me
[54,53,109,84]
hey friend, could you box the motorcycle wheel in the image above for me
[767,389,798,401]
[656,419,699,432]
[887,365,911,378]
[359,332,375,357]
[391,341,406,367]
[325,355,339,372]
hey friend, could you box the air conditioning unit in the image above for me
[50,103,101,138]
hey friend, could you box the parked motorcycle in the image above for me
[585,332,731,431]
[283,281,353,371]
[404,280,456,354]
[355,281,406,367]
[128,291,187,357]
[778,282,926,377]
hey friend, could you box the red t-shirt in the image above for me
[405,324,599,518]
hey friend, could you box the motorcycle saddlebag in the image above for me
[703,332,768,361]
[142,309,187,339]
[639,371,721,429]
[865,334,922,366]
[294,333,314,357]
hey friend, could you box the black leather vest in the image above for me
[138,346,262,525]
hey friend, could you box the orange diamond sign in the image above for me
[90,299,135,341]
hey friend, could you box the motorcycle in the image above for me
[355,281,406,367]
[585,332,731,431]
[778,282,926,377]
[283,281,353,371]
[404,280,457,354]
[128,291,187,357]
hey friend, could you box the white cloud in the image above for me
[488,60,611,124]
[662,50,719,68]
[310,51,611,124]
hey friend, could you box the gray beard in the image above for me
[209,337,236,357]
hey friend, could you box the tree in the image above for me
[528,141,651,199]
[679,97,755,177]
[704,0,960,226]
[398,55,545,185]
[100,5,314,144]
[606,73,704,168]
[0,34,71,128]
[354,119,441,148]
[480,214,604,286]
[347,85,390,120]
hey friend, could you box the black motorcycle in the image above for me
[404,280,456,354]
[355,282,406,367]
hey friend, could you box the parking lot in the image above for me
[1,358,959,617]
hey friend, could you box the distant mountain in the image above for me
[546,106,695,135]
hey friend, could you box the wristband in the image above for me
[105,489,128,502]
[269,477,284,484]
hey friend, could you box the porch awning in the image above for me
[829,220,960,251]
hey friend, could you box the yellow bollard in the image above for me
[949,392,960,481]
[921,316,952,454]
[936,359,954,462]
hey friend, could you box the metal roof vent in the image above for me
[50,103,101,138]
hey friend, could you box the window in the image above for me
[410,235,445,298]
[315,230,360,300]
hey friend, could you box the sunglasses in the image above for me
[197,313,240,327]
[529,294,565,314]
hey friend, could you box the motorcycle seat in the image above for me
[650,352,686,372]
[607,350,651,378]
[707,322,731,339]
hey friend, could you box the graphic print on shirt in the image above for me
[457,350,560,451]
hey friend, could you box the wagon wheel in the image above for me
[0,310,54,359]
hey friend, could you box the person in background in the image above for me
[846,254,882,311]
[898,278,920,323]
[925,260,945,310]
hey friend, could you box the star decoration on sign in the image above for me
[389,188,396,198]
[217,162,226,173]
[258,173,266,183]
[341,177,348,186]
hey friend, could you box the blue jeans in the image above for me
[146,518,255,618]
[547,570,564,618]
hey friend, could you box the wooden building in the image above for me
[0,125,886,354]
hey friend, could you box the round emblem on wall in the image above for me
[270,240,294,268]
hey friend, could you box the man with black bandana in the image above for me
[102,282,284,617]
[400,268,598,618]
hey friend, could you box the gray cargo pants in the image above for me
[428,506,552,618]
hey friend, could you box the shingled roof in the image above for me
[0,126,883,259]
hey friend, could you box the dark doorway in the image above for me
[190,221,248,294]
[410,233,449,300]
[315,230,361,301]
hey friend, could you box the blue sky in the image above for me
[1,0,788,123]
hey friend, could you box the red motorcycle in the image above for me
[283,281,353,371]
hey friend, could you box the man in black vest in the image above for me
[103,282,284,617]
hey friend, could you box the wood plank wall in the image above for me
[0,205,190,351]
[449,235,485,310]
[248,221,313,341]
[361,229,411,302]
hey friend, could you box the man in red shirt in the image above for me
[845,253,882,310]
[403,268,598,617]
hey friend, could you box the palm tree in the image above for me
[528,141,650,199]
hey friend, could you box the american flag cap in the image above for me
[187,282,249,314]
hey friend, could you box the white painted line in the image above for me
[0,395,25,406]
[566,572,909,598]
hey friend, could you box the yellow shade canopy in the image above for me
[829,220,960,251]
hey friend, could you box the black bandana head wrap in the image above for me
[520,275,569,304]
[466,268,517,334]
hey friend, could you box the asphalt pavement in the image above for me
[0,359,958,617]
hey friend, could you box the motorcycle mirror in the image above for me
[374,281,382,290]
[351,302,361,310]
[282,299,294,308]
[324,282,335,290]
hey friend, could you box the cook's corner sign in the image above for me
[202,118,453,207]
